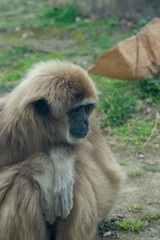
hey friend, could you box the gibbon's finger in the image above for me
[54,187,72,219]
[61,188,71,219]
[55,194,62,218]
[41,194,56,225]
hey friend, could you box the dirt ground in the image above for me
[101,145,160,240]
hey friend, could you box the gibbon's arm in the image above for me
[49,147,75,220]
[0,151,74,240]
[34,146,75,224]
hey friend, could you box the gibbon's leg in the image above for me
[0,154,52,240]
[52,167,98,240]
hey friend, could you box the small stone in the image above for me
[138,154,144,159]
[22,32,34,38]
[103,231,111,237]
[146,108,151,113]
[75,16,81,22]
[156,112,160,119]
[116,213,124,218]
[15,27,21,32]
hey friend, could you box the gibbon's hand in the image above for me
[49,148,75,220]
[40,158,74,223]
[33,155,56,225]
[41,169,74,223]
[54,178,74,219]
[40,187,56,225]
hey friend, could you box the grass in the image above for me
[98,219,117,236]
[128,170,143,178]
[147,200,154,205]
[129,204,143,213]
[39,3,80,23]
[0,0,119,31]
[119,161,127,166]
[141,165,160,172]
[118,219,147,233]
[93,76,138,128]
[0,45,65,85]
[139,72,160,103]
[110,119,160,150]
[99,91,137,128]
[142,212,160,221]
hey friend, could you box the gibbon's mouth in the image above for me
[67,128,91,145]
[69,127,91,139]
[70,131,88,139]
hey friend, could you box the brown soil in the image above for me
[96,142,160,240]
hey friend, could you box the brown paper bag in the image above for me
[87,18,160,80]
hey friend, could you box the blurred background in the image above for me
[0,1,160,239]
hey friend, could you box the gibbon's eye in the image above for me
[34,99,51,116]
[84,104,95,115]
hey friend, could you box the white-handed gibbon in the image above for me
[0,61,122,240]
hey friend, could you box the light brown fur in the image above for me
[0,60,122,240]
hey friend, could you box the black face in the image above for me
[67,104,95,139]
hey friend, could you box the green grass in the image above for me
[139,72,160,104]
[0,0,119,31]
[147,200,154,205]
[129,204,143,213]
[98,219,117,236]
[128,170,143,178]
[141,165,160,172]
[39,3,80,23]
[133,18,149,34]
[0,45,65,84]
[142,212,160,221]
[119,161,127,166]
[118,219,146,233]
[0,83,18,94]
[110,119,160,150]
[92,74,160,150]
[99,92,137,128]
[92,76,138,128]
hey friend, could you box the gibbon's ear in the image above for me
[34,99,51,116]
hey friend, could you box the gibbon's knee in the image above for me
[52,174,98,240]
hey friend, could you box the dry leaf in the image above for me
[87,18,160,80]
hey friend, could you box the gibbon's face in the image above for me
[34,98,96,145]
[66,102,96,144]
[19,61,98,145]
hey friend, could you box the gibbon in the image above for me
[0,61,122,240]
